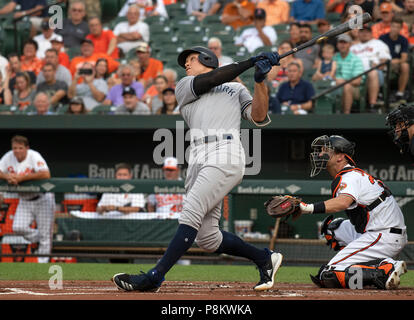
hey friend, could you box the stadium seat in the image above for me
[0,105,18,115]
[101,0,126,22]
[314,96,335,114]
[89,104,116,115]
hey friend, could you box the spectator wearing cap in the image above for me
[221,0,256,30]
[66,96,88,114]
[113,4,150,55]
[333,33,364,114]
[157,88,179,115]
[115,86,150,115]
[379,17,410,102]
[147,157,184,214]
[20,40,43,76]
[350,25,391,112]
[36,62,68,109]
[234,8,278,54]
[50,38,71,69]
[86,17,119,60]
[103,64,145,106]
[34,21,64,60]
[69,39,120,77]
[56,0,90,48]
[289,0,325,24]
[257,0,290,26]
[135,42,164,90]
[68,61,108,111]
[372,2,409,39]
[37,48,72,87]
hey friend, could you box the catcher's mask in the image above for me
[385,104,414,154]
[310,135,356,177]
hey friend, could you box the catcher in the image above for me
[265,135,408,289]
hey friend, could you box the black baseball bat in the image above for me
[279,13,372,59]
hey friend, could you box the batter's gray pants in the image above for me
[179,140,245,252]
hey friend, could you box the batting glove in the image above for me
[254,59,272,83]
[251,52,281,66]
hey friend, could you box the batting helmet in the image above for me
[177,46,219,69]
[310,135,356,177]
[386,103,414,154]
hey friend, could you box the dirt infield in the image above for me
[0,280,414,300]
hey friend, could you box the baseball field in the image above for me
[1,262,413,300]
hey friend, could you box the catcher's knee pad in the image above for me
[320,215,346,251]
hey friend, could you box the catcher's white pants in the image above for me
[327,220,407,271]
[179,139,245,252]
[12,193,55,261]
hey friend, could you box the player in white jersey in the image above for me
[299,135,408,289]
[0,135,55,263]
[112,46,283,292]
[96,163,146,216]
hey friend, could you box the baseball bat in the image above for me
[279,13,372,59]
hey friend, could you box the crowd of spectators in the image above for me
[0,0,413,115]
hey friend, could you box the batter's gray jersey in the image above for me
[175,76,270,139]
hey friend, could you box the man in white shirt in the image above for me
[234,8,277,54]
[34,21,63,60]
[350,25,391,112]
[96,163,146,216]
[0,135,55,263]
[113,4,150,55]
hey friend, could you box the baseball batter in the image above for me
[113,46,283,292]
[300,135,407,289]
[0,135,55,263]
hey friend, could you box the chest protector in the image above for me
[330,167,392,234]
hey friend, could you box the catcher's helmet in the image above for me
[177,46,219,69]
[385,103,414,154]
[310,135,356,177]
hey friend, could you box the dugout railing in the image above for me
[0,178,413,265]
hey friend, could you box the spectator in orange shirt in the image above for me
[325,0,345,14]
[221,0,256,30]
[372,2,409,39]
[86,17,119,60]
[50,38,70,69]
[20,40,43,76]
[257,0,290,26]
[135,41,163,89]
[69,39,120,77]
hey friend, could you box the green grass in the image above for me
[0,263,413,287]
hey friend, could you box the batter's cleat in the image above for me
[385,261,408,290]
[112,271,164,292]
[253,250,283,291]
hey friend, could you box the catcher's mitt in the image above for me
[264,195,302,221]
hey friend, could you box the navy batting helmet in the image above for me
[177,46,219,69]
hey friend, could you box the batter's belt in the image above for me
[192,133,234,146]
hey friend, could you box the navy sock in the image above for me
[215,231,270,267]
[151,224,197,281]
